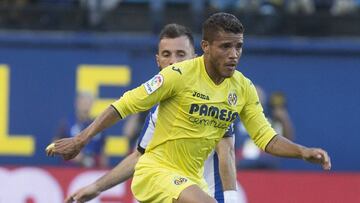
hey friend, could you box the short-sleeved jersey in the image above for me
[112,56,276,183]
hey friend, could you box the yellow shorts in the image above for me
[131,164,207,203]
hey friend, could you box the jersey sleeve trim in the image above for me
[258,130,277,151]
[110,104,123,119]
[264,134,278,151]
[137,145,145,154]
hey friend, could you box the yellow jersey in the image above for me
[112,55,276,182]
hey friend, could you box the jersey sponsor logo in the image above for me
[188,116,229,129]
[192,91,210,100]
[172,66,182,75]
[189,104,238,122]
[173,176,188,185]
[144,74,164,94]
[228,92,237,106]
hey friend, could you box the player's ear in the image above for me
[156,54,160,67]
[201,40,209,54]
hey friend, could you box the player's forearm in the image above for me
[94,150,141,192]
[218,155,237,191]
[265,135,306,159]
[78,106,121,144]
[216,137,237,191]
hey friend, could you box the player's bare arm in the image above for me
[216,136,236,191]
[65,150,142,203]
[94,150,142,191]
[265,135,331,170]
[47,106,121,160]
[216,136,240,202]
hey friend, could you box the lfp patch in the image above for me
[144,74,164,94]
[173,176,188,185]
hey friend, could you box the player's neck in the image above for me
[203,57,225,85]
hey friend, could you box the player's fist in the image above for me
[47,137,85,160]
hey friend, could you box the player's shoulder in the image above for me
[171,56,200,76]
[160,57,200,84]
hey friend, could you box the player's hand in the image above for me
[65,184,101,203]
[302,148,331,170]
[46,136,85,160]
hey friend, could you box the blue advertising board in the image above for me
[0,32,359,170]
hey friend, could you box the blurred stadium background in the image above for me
[0,0,359,202]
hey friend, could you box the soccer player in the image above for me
[62,23,241,203]
[49,13,331,203]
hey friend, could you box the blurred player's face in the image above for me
[156,35,195,70]
[202,31,243,80]
[75,94,94,121]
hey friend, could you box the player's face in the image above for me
[75,95,93,119]
[156,35,195,70]
[203,31,243,79]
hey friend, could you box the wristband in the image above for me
[224,190,239,203]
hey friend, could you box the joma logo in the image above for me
[192,91,210,100]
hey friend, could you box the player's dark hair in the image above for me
[202,12,244,42]
[159,23,195,49]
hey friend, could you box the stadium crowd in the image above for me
[0,0,360,35]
